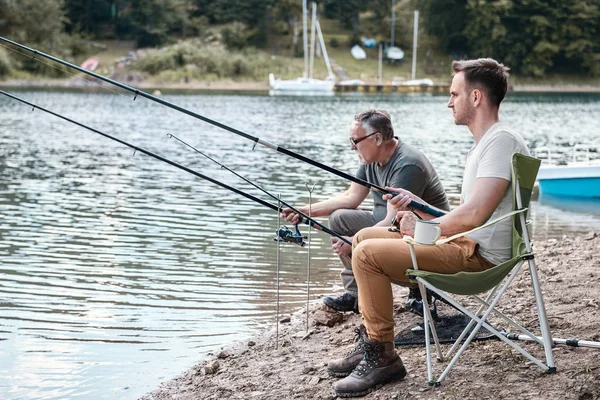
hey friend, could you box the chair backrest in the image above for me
[405,153,543,296]
[511,153,541,258]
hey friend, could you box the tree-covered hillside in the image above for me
[0,0,598,80]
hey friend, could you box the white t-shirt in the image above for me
[461,122,530,265]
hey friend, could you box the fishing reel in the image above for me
[388,207,422,233]
[274,225,307,247]
[388,215,401,232]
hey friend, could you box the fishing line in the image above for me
[166,134,348,244]
[0,89,349,246]
[0,36,446,218]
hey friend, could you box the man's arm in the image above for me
[281,182,370,224]
[400,177,510,237]
[437,177,509,235]
[373,201,398,227]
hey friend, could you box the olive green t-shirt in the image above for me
[356,138,450,222]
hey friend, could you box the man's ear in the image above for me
[472,88,482,107]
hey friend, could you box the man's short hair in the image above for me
[452,58,510,106]
[354,109,394,140]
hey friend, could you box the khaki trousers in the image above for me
[352,227,495,343]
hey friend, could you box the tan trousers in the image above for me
[352,227,495,343]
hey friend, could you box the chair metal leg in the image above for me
[517,187,556,370]
[408,243,443,385]
[447,285,500,358]
[528,258,556,370]
[419,282,444,360]
[418,274,551,384]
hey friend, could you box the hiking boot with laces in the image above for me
[323,292,358,313]
[327,325,367,377]
[333,337,407,398]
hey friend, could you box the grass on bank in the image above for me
[127,17,453,85]
[316,18,452,84]
[2,17,599,88]
[133,40,304,83]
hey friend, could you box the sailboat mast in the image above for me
[378,44,383,84]
[303,0,308,78]
[411,10,419,80]
[309,2,317,79]
[315,19,334,79]
[391,0,395,46]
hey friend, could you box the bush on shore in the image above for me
[0,47,13,78]
[134,39,301,82]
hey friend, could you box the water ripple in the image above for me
[1,91,599,399]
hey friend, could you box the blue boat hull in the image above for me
[538,177,600,198]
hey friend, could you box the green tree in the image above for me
[0,0,70,74]
[322,0,366,43]
[116,0,192,46]
[0,0,67,47]
[421,0,468,53]
[270,0,303,55]
[64,0,114,38]
[557,0,600,76]
[417,0,599,76]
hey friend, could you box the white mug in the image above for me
[414,220,441,245]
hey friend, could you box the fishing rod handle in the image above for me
[409,200,446,218]
[382,189,446,218]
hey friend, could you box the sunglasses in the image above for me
[349,131,380,146]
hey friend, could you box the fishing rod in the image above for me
[166,133,348,241]
[0,89,350,246]
[0,36,446,218]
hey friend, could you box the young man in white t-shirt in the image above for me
[328,58,530,397]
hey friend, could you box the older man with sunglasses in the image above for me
[282,109,450,313]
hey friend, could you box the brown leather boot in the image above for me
[327,325,367,377]
[333,337,407,397]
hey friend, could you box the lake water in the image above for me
[1,90,599,399]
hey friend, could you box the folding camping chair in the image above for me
[403,153,556,386]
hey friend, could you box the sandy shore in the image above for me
[140,233,600,400]
[2,78,600,93]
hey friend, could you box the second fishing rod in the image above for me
[0,36,446,219]
[0,89,350,247]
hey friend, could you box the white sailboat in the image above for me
[269,0,335,94]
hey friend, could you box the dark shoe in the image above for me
[323,292,358,313]
[327,325,367,377]
[407,286,422,301]
[333,337,407,397]
[405,288,438,320]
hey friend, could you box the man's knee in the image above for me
[354,228,367,246]
[328,209,346,232]
[352,241,372,274]
[354,227,381,245]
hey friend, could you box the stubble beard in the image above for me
[454,106,474,126]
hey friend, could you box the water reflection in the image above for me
[0,91,599,400]
[530,193,600,241]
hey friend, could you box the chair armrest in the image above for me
[403,208,527,246]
